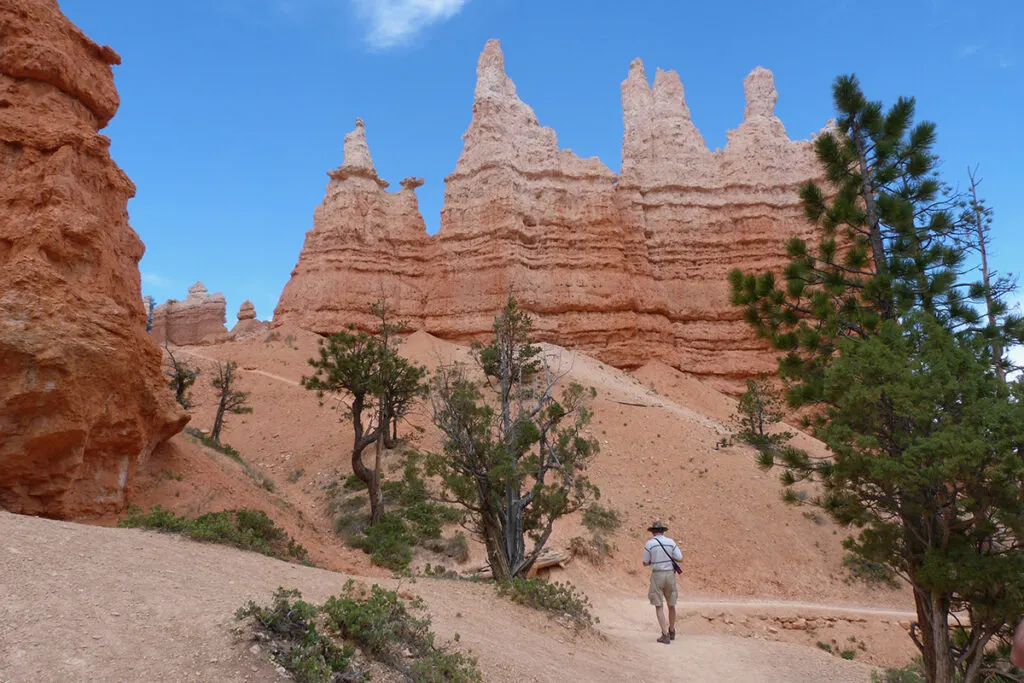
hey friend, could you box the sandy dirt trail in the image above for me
[1,512,885,683]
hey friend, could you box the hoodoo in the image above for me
[0,0,186,517]
[273,39,828,392]
[151,281,230,346]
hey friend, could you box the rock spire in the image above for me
[274,41,830,392]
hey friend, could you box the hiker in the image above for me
[642,519,683,644]
[1012,617,1024,667]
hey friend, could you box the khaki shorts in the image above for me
[648,569,678,606]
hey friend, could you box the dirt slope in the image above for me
[0,511,885,682]
[26,328,924,677]
[158,328,902,603]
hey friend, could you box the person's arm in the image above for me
[642,545,651,567]
[672,543,683,561]
[1011,617,1024,668]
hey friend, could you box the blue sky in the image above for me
[62,0,1022,328]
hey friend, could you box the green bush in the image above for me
[287,469,304,484]
[334,512,368,543]
[236,588,353,683]
[342,473,367,491]
[409,648,482,683]
[119,506,307,563]
[495,577,596,628]
[120,505,188,532]
[336,454,462,572]
[582,503,621,535]
[871,660,927,683]
[322,580,430,662]
[842,552,900,589]
[569,535,613,566]
[349,514,413,572]
[317,580,480,682]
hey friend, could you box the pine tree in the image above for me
[731,74,975,406]
[731,377,791,452]
[301,302,426,525]
[164,345,200,410]
[428,297,599,581]
[959,167,1024,383]
[729,75,1024,683]
[210,360,252,445]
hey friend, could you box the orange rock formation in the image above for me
[273,40,828,391]
[0,0,186,517]
[151,282,230,346]
[230,300,270,340]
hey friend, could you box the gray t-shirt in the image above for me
[643,535,682,571]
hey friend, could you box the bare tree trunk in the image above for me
[368,473,383,525]
[967,168,1005,384]
[851,124,893,321]
[915,589,954,683]
[371,430,385,525]
[482,510,512,581]
[349,393,383,526]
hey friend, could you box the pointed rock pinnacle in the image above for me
[744,67,778,120]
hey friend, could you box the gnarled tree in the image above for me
[211,360,251,445]
[428,298,599,581]
[164,344,200,410]
[302,302,426,525]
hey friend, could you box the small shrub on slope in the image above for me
[496,577,596,629]
[119,506,307,563]
[236,588,352,683]
[237,582,480,683]
[581,503,621,535]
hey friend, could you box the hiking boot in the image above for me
[669,628,676,640]
[657,633,672,645]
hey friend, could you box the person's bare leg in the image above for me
[668,606,677,631]
[655,606,669,634]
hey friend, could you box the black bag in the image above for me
[654,537,683,575]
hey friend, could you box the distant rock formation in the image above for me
[230,300,270,340]
[274,39,829,392]
[151,282,230,346]
[0,0,186,517]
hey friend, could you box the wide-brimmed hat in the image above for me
[648,520,668,532]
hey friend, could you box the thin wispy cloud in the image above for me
[958,44,981,58]
[352,0,470,49]
[141,272,171,287]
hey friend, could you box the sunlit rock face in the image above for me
[0,0,186,518]
[274,40,829,393]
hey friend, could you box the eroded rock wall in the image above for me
[151,282,230,346]
[0,0,186,517]
[274,40,828,391]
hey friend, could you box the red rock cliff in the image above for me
[273,40,828,391]
[0,0,186,517]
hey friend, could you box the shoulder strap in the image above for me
[653,537,682,571]
[653,537,676,558]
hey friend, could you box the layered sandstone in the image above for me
[0,0,186,517]
[230,300,270,340]
[274,40,828,390]
[151,282,230,346]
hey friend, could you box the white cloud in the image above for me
[958,44,981,58]
[141,272,170,287]
[352,0,469,49]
